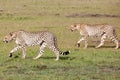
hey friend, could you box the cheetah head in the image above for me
[3,32,16,43]
[70,24,78,32]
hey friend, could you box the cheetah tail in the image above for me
[60,50,70,55]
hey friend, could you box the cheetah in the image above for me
[3,30,70,60]
[70,23,119,49]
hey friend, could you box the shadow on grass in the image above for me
[88,45,116,48]
[40,56,76,60]
[3,56,76,63]
[94,46,116,49]
[74,45,117,50]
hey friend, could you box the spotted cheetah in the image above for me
[70,23,119,49]
[3,30,70,60]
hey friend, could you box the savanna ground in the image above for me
[0,0,120,80]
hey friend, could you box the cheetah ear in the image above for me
[9,32,13,36]
[73,24,76,27]
[10,32,16,39]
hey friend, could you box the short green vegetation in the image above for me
[0,0,120,80]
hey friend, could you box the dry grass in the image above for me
[0,0,120,80]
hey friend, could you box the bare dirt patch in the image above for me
[66,13,120,18]
[99,65,120,73]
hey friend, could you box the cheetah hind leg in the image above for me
[112,38,119,49]
[33,43,46,60]
[96,34,106,48]
[47,45,60,61]
[115,40,119,49]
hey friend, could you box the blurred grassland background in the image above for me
[0,0,120,80]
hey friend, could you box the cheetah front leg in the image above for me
[9,46,22,57]
[77,36,88,49]
[77,37,85,47]
[109,36,119,49]
[33,42,47,60]
[21,47,26,59]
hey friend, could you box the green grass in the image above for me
[0,0,120,80]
